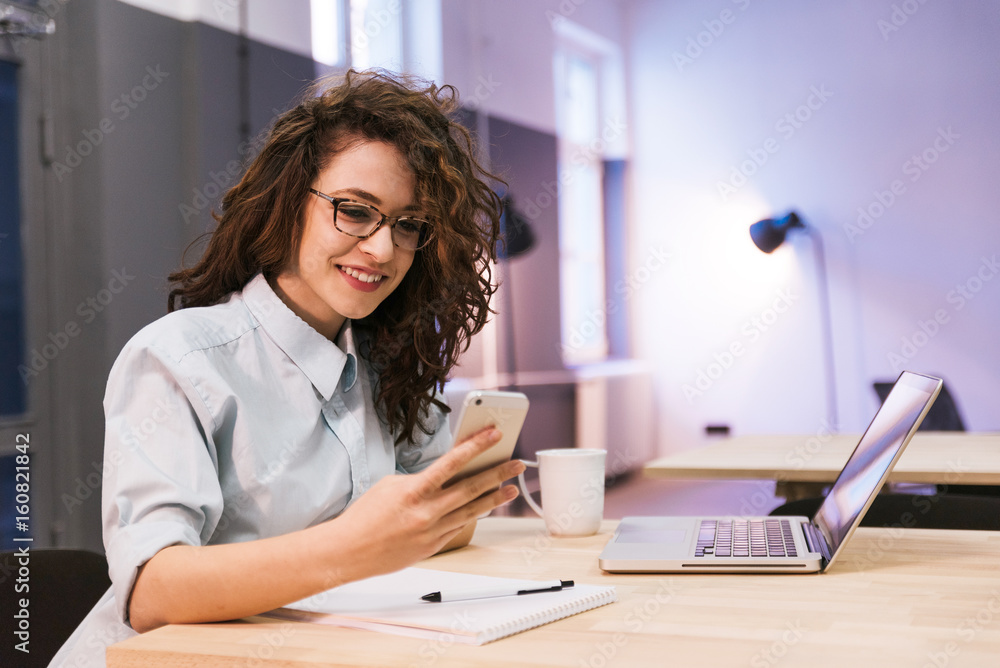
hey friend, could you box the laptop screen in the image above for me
[812,372,942,559]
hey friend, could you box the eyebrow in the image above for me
[331,187,421,214]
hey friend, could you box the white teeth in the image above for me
[340,266,384,284]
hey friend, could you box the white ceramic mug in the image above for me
[517,448,606,536]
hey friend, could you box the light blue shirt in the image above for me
[51,273,452,667]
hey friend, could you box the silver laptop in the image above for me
[599,371,943,574]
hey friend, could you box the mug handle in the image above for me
[517,459,544,518]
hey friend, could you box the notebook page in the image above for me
[268,567,617,645]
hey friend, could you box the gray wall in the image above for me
[28,0,313,549]
[487,117,576,461]
[488,117,563,375]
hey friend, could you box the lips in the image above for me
[339,265,385,284]
[338,265,387,293]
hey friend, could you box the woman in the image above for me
[52,69,523,666]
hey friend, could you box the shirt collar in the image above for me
[242,273,358,401]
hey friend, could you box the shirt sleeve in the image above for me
[394,391,452,473]
[101,340,224,625]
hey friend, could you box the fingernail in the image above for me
[489,428,502,441]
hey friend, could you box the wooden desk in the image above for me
[644,432,1000,485]
[108,517,1000,667]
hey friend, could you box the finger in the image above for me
[443,484,519,528]
[419,427,502,491]
[445,458,525,505]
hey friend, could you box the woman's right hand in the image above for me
[324,427,524,582]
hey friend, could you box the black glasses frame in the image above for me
[308,188,433,250]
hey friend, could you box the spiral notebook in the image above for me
[265,567,617,645]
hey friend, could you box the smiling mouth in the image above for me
[339,265,385,284]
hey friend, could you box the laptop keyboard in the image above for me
[695,519,798,558]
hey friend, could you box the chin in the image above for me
[333,298,381,321]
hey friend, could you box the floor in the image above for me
[505,470,787,520]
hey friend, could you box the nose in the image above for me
[358,223,396,262]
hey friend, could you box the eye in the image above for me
[338,202,375,222]
[395,218,425,236]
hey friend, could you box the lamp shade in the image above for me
[749,211,804,253]
[498,195,535,259]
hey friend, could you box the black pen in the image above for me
[421,580,574,603]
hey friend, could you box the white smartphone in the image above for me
[446,390,529,485]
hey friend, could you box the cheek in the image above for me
[395,255,416,283]
[297,241,328,275]
[300,230,353,273]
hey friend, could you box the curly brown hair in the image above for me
[168,69,503,444]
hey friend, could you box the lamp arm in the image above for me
[804,227,839,432]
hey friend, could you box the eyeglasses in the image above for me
[309,189,434,251]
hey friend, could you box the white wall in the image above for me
[441,0,625,134]
[626,0,1000,452]
[118,0,315,58]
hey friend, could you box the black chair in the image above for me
[874,379,999,497]
[770,380,1000,531]
[770,493,1000,531]
[873,380,966,431]
[0,548,111,668]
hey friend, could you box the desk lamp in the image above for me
[750,212,838,431]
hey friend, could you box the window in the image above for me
[311,0,348,67]
[0,59,25,417]
[553,21,627,365]
[311,0,442,83]
[349,0,404,72]
[556,49,607,363]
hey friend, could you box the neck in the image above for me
[269,274,346,341]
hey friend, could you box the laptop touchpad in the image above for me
[618,528,687,544]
